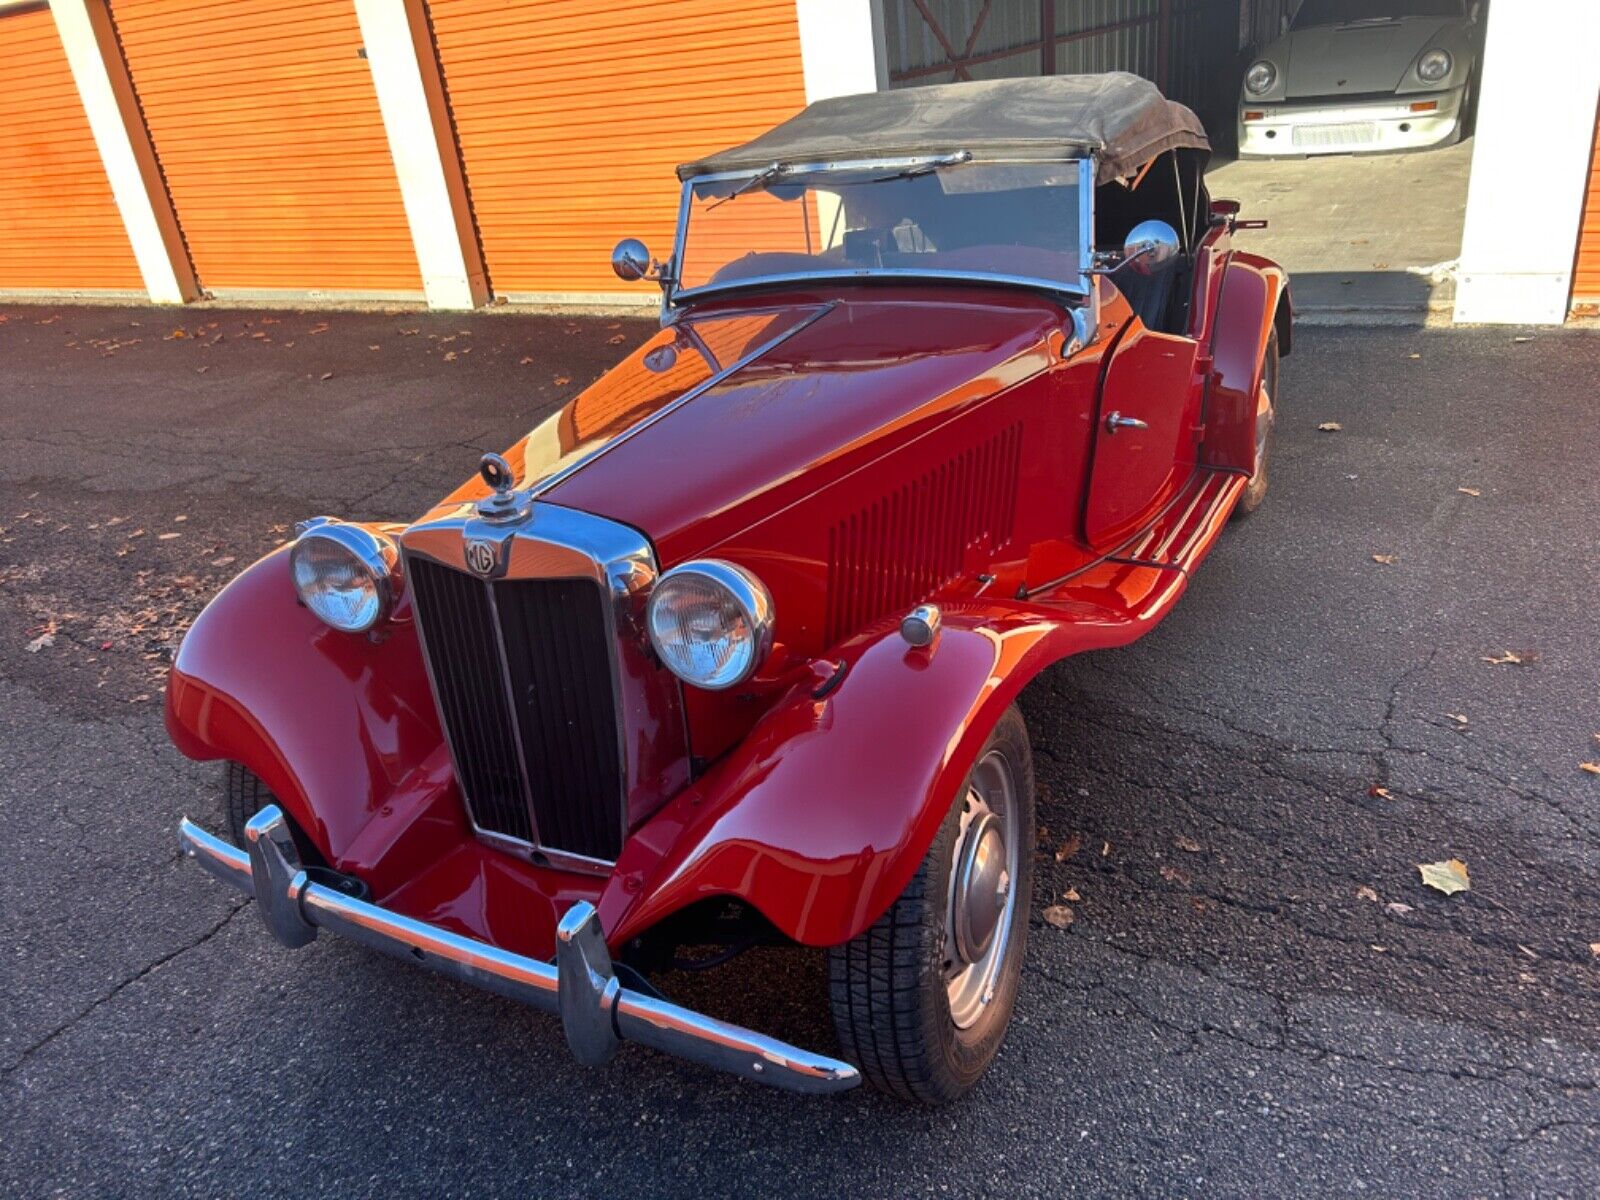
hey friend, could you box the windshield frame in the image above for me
[667,155,1095,310]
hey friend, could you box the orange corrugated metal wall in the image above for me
[1572,109,1600,306]
[427,0,810,297]
[111,0,420,295]
[0,7,142,292]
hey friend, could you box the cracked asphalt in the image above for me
[1,303,1597,1198]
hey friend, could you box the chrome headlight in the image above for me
[646,560,774,690]
[289,520,401,633]
[1416,49,1452,83]
[1244,60,1277,96]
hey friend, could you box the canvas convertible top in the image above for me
[677,73,1209,186]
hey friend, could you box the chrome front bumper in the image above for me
[178,805,859,1095]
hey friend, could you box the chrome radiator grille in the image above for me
[407,555,625,863]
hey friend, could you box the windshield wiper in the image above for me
[869,150,972,183]
[707,162,789,211]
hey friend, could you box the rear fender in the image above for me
[1202,252,1290,475]
[165,546,449,876]
[601,605,1128,949]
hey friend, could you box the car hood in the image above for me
[1278,17,1455,97]
[448,290,1064,563]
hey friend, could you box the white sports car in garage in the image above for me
[1238,0,1481,157]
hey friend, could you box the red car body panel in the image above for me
[167,210,1288,965]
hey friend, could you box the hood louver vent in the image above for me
[825,423,1022,644]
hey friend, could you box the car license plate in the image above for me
[1293,122,1377,148]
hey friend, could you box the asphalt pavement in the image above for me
[1,304,1597,1198]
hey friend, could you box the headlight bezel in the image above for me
[289,519,402,634]
[645,559,775,691]
[1416,48,1453,84]
[1244,60,1277,96]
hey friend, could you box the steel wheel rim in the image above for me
[945,748,1020,1030]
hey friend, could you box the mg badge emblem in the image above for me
[464,539,497,577]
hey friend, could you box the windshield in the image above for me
[1291,0,1461,28]
[675,158,1087,298]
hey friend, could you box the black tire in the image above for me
[828,705,1035,1104]
[1232,326,1279,519]
[221,760,275,847]
[220,762,323,865]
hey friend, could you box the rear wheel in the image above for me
[1233,327,1279,519]
[827,705,1035,1104]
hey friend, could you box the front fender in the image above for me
[601,607,1095,948]
[1203,251,1290,475]
[166,545,446,866]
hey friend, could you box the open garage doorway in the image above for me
[882,0,1488,317]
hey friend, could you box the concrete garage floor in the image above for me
[1207,140,1475,317]
[2,305,1598,1197]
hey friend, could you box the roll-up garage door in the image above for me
[0,6,142,293]
[427,0,809,299]
[1572,111,1600,310]
[112,0,420,297]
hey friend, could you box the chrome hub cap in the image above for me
[945,749,1020,1030]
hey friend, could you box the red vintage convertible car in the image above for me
[172,74,1289,1104]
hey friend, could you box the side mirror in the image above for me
[1121,220,1181,276]
[611,238,652,282]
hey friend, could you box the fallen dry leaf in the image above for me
[607,334,626,345]
[210,555,236,568]
[1356,885,1379,903]
[25,627,56,653]
[1317,421,1343,432]
[443,352,457,362]
[553,375,572,386]
[1159,865,1190,885]
[1174,835,1203,853]
[1368,784,1394,800]
[1407,352,1421,360]
[319,371,334,381]
[165,329,187,339]
[1445,712,1469,726]
[1481,651,1524,666]
[1579,762,1600,776]
[1042,905,1075,929]
[1385,901,1413,916]
[1101,840,1112,857]
[1457,487,1481,497]
[1054,831,1084,863]
[1589,943,1600,959]
[1372,554,1398,565]
[156,532,180,541]
[1063,887,1082,902]
[1419,858,1470,896]
[519,356,535,365]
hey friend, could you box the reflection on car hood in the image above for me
[448,290,1063,563]
[1280,17,1456,97]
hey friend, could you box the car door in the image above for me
[1080,284,1202,550]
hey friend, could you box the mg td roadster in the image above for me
[171,74,1290,1104]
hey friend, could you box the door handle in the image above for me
[1104,411,1149,434]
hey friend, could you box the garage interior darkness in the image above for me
[883,0,1496,316]
[0,0,1593,317]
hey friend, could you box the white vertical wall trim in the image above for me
[49,0,198,304]
[1453,0,1600,324]
[796,0,883,104]
[354,0,488,310]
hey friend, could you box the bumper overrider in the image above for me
[178,805,860,1094]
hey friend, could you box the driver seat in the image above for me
[1117,259,1179,333]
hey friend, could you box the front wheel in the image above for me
[827,705,1036,1104]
